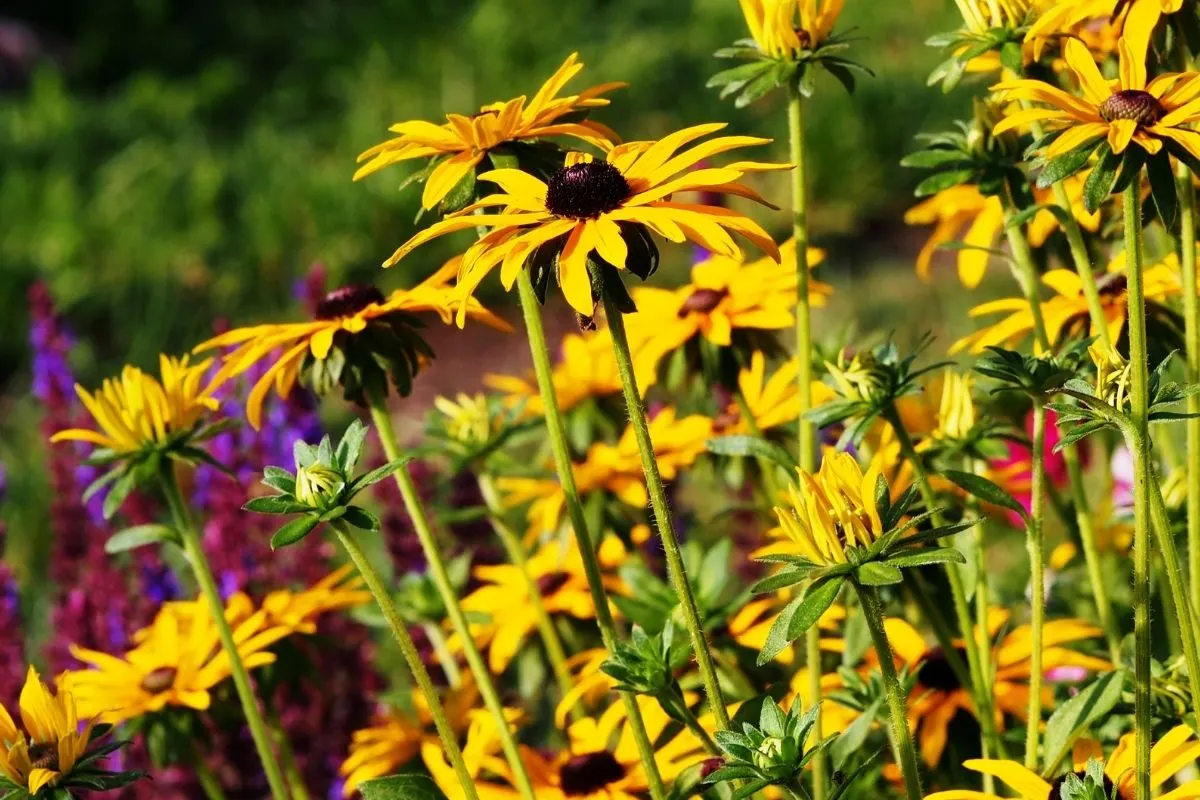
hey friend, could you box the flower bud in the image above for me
[295,463,342,508]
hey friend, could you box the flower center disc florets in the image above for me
[536,571,572,597]
[27,742,60,772]
[1099,90,1164,126]
[545,161,630,220]
[916,647,968,692]
[141,666,178,694]
[559,750,626,795]
[679,288,729,315]
[1048,771,1119,800]
[316,285,385,320]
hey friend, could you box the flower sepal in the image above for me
[705,697,834,791]
[709,33,871,107]
[925,26,1025,93]
[599,621,693,723]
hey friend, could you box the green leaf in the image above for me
[832,695,883,768]
[856,562,903,585]
[261,465,296,495]
[336,419,369,472]
[707,61,773,90]
[1082,144,1121,213]
[999,40,1023,73]
[270,516,321,550]
[1006,202,1071,230]
[243,495,312,515]
[359,775,447,800]
[349,458,412,494]
[900,149,971,169]
[342,505,381,531]
[757,577,844,665]
[102,468,141,520]
[105,524,178,554]
[941,469,1028,519]
[82,466,123,505]
[1146,148,1177,227]
[914,168,975,197]
[1036,137,1102,188]
[886,547,966,569]
[734,62,789,107]
[705,435,796,472]
[1043,670,1126,773]
[748,567,813,595]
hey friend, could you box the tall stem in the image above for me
[968,468,996,793]
[329,521,480,800]
[366,397,537,800]
[1024,401,1047,770]
[476,473,578,711]
[1148,472,1200,712]
[515,269,667,800]
[267,711,311,800]
[855,584,923,800]
[422,623,462,688]
[1179,166,1200,618]
[1122,182,1153,800]
[1001,200,1051,349]
[161,469,291,800]
[1063,449,1123,661]
[603,290,730,731]
[194,756,229,800]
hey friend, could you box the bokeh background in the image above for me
[0,0,987,565]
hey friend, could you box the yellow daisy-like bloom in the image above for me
[950,257,1181,354]
[738,0,846,56]
[49,354,221,454]
[354,53,624,210]
[0,667,96,795]
[993,36,1200,162]
[884,608,1110,766]
[717,351,836,433]
[62,593,290,724]
[765,450,885,566]
[728,596,846,665]
[953,0,1036,33]
[194,259,510,429]
[484,327,662,417]
[260,565,371,636]
[384,123,787,320]
[340,682,481,796]
[1025,0,1183,62]
[434,392,495,445]
[904,179,1097,288]
[456,534,630,673]
[926,724,1200,800]
[626,239,829,352]
[1090,341,1134,410]
[930,370,976,441]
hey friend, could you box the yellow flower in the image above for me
[738,0,845,56]
[194,259,510,428]
[950,257,1181,354]
[884,608,1110,766]
[340,681,481,796]
[62,593,290,724]
[1090,341,1133,410]
[0,667,96,795]
[354,53,624,210]
[384,123,787,320]
[626,239,829,352]
[993,36,1200,162]
[904,179,1097,288]
[50,354,220,454]
[931,370,976,441]
[484,327,662,417]
[456,534,629,673]
[728,596,846,664]
[434,392,495,445]
[926,724,1200,800]
[953,0,1036,33]
[260,565,371,636]
[1025,0,1183,62]
[719,351,836,433]
[765,451,885,566]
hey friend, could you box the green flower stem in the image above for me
[669,697,720,757]
[882,406,1002,758]
[1122,182,1153,800]
[268,711,311,800]
[603,289,731,732]
[1063,449,1122,661]
[1001,201,1051,349]
[966,463,996,793]
[161,468,292,800]
[476,473,579,714]
[1024,401,1047,770]
[1148,471,1200,713]
[854,583,923,800]
[1179,166,1200,618]
[365,397,537,800]
[788,89,814,473]
[515,268,668,800]
[422,622,463,688]
[193,755,229,800]
[329,520,480,800]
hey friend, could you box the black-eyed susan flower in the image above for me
[1024,0,1183,61]
[738,0,845,57]
[726,595,845,665]
[717,351,836,434]
[0,667,142,797]
[260,565,371,636]
[195,259,510,429]
[62,592,291,724]
[383,124,787,321]
[950,257,1182,355]
[882,608,1110,766]
[354,53,624,211]
[926,723,1200,800]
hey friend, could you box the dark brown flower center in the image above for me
[1096,271,1129,298]
[536,571,572,597]
[679,288,729,315]
[916,647,968,692]
[545,161,630,220]
[1099,90,1164,126]
[141,666,178,694]
[316,285,385,320]
[1048,770,1118,800]
[28,742,59,772]
[559,750,626,795]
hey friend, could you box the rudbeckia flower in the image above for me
[953,0,1036,33]
[259,565,371,636]
[194,259,510,428]
[950,256,1182,354]
[993,37,1200,162]
[50,354,221,455]
[354,53,624,210]
[62,593,291,724]
[882,608,1110,766]
[926,724,1200,800]
[384,123,787,320]
[717,351,837,433]
[738,0,845,56]
[1025,0,1183,62]
[726,596,846,664]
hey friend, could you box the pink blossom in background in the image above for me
[988,408,1081,525]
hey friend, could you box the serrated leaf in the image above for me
[270,516,321,550]
[757,577,844,665]
[105,524,178,554]
[1037,138,1102,188]
[886,547,966,569]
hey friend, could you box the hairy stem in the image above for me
[1024,401,1047,769]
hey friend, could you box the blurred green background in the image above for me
[0,0,987,530]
